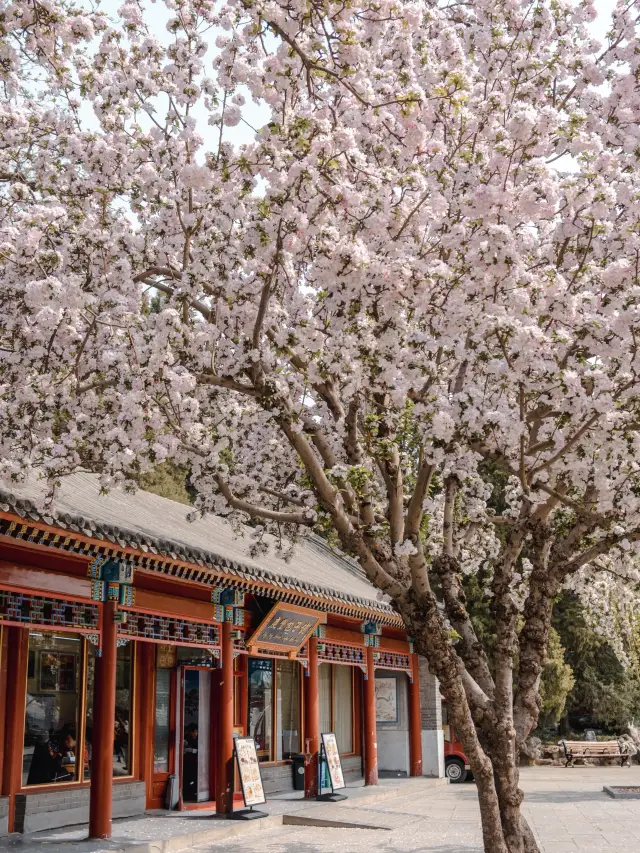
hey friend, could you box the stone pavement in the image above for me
[0,778,445,853]
[4,767,640,853]
[521,765,640,853]
[188,766,640,853]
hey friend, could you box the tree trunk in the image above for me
[400,591,541,853]
[486,733,528,853]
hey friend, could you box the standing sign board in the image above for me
[234,737,266,808]
[319,732,346,799]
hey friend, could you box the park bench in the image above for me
[560,739,633,768]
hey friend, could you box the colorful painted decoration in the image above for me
[0,590,100,631]
[117,611,221,648]
[373,651,411,672]
[317,642,365,666]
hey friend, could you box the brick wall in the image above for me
[419,656,442,731]
[260,755,362,796]
[261,763,295,795]
[342,755,362,779]
[14,781,145,834]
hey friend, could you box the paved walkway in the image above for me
[0,779,443,853]
[192,766,640,853]
[4,767,640,853]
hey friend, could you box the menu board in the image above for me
[234,737,266,806]
[321,732,345,791]
[246,603,324,655]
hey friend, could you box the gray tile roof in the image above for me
[0,472,396,617]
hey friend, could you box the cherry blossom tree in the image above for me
[3,0,640,850]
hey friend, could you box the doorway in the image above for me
[179,667,213,806]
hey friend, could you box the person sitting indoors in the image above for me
[27,736,73,784]
[183,723,198,753]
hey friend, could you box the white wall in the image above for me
[375,670,410,775]
[377,730,410,774]
[421,728,445,778]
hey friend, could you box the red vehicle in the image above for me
[442,703,471,783]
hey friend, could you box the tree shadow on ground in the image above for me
[523,790,616,804]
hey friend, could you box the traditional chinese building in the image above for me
[0,473,443,837]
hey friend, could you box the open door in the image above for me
[179,667,213,806]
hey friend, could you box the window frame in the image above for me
[320,662,356,757]
[274,658,302,761]
[19,631,136,792]
[246,655,304,766]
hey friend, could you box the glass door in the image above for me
[149,666,176,809]
[179,667,212,806]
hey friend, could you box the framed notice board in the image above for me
[234,737,266,807]
[321,732,346,791]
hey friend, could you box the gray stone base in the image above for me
[261,756,362,795]
[14,781,145,834]
[0,797,9,837]
[604,785,640,799]
[261,763,297,796]
[378,770,408,779]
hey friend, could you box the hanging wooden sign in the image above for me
[246,603,326,658]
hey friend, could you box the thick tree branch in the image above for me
[405,453,435,540]
[197,372,258,396]
[214,474,314,525]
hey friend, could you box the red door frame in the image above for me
[177,665,217,811]
[145,657,178,810]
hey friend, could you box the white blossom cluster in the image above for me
[2,0,640,658]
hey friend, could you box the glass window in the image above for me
[248,659,273,762]
[154,669,171,773]
[176,647,213,667]
[276,660,300,760]
[114,643,132,775]
[333,665,353,754]
[23,633,82,786]
[234,672,243,727]
[85,642,133,778]
[319,664,331,735]
[318,663,354,754]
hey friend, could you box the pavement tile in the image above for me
[7,767,640,853]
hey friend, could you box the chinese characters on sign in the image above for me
[234,737,266,806]
[246,604,324,655]
[321,732,345,791]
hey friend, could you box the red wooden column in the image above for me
[363,645,378,786]
[303,636,319,799]
[139,643,156,808]
[216,619,234,815]
[0,628,9,792]
[89,601,118,839]
[2,627,29,832]
[408,653,423,777]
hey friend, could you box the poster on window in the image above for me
[234,737,266,806]
[375,677,398,722]
[321,732,345,791]
[39,652,76,693]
